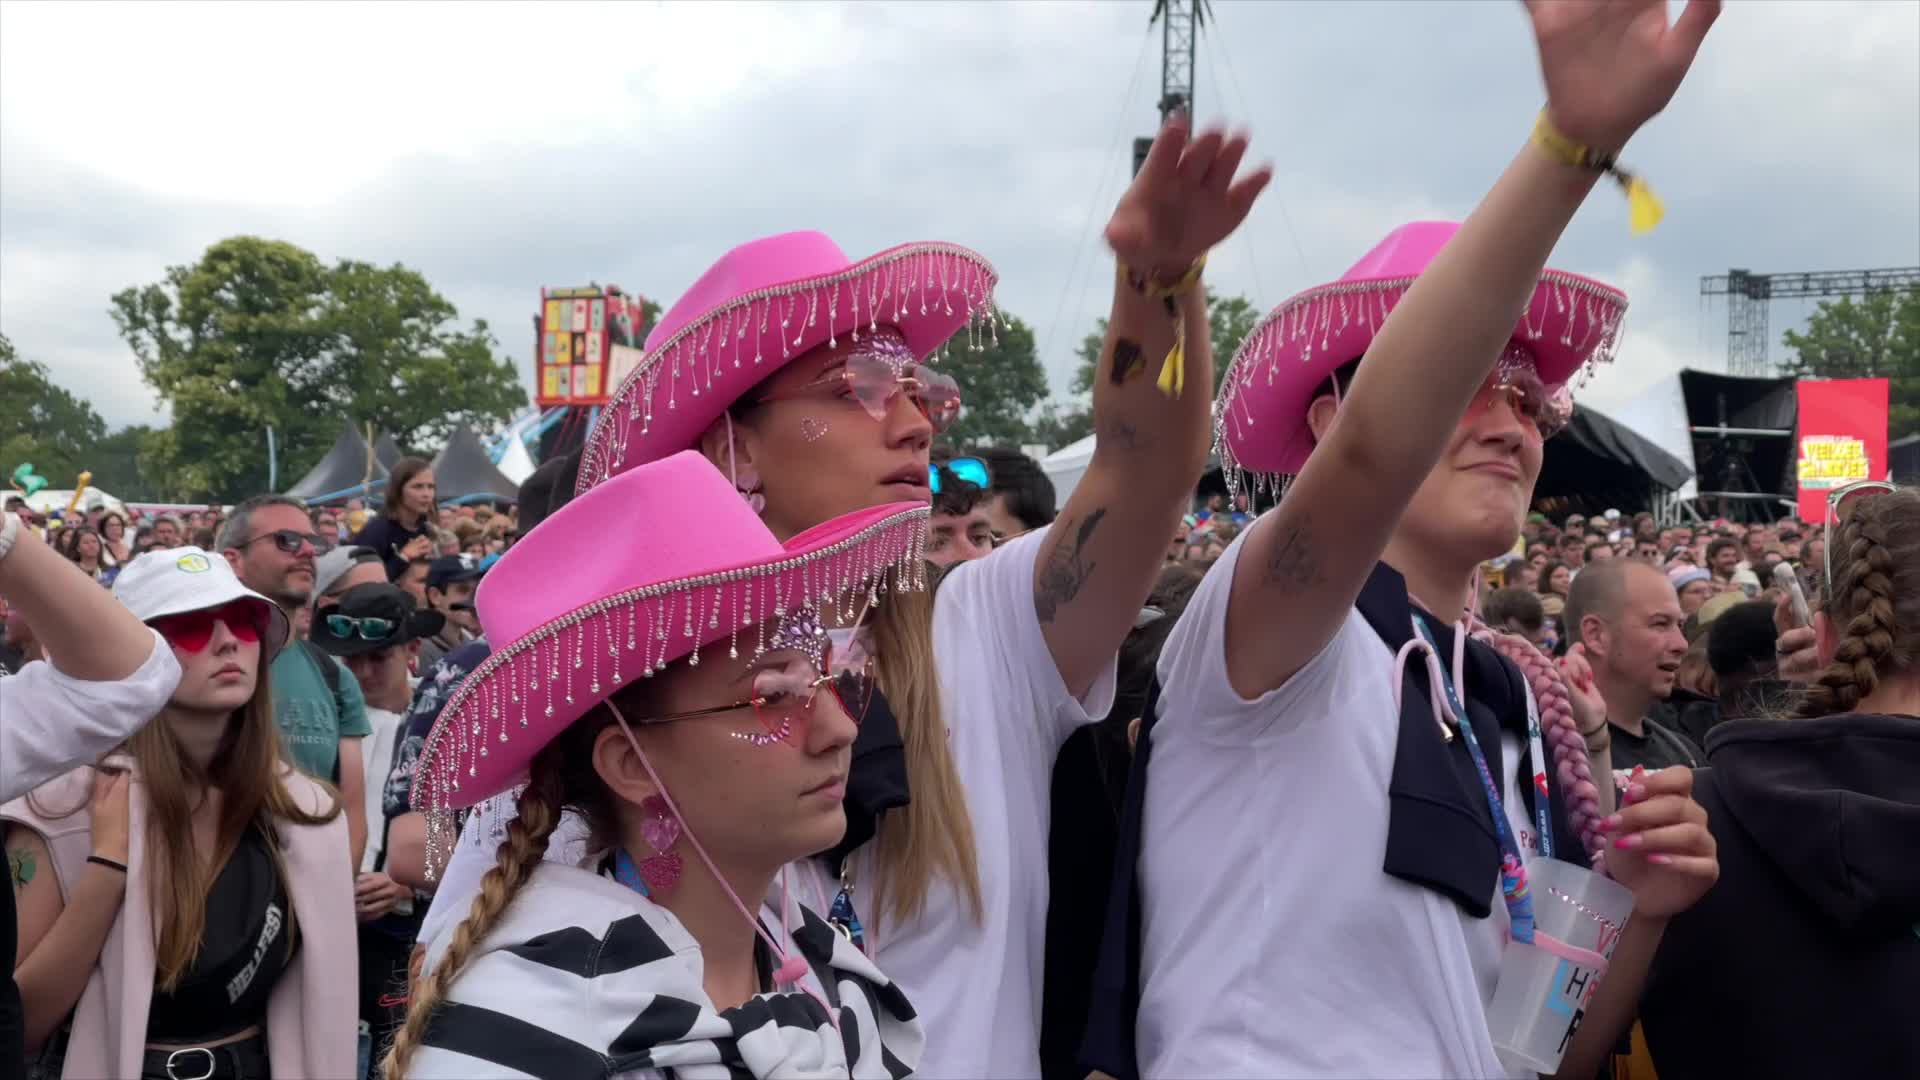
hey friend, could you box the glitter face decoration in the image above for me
[764,605,829,671]
[849,326,918,376]
[800,417,829,443]
[1480,342,1575,440]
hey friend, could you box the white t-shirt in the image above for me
[840,526,1116,1078]
[1139,533,1532,1079]
[360,706,405,875]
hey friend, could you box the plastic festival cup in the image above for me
[1483,858,1635,1074]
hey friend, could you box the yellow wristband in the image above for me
[1531,110,1664,235]
[1118,254,1208,397]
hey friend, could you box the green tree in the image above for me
[325,259,525,450]
[1046,286,1261,450]
[110,237,526,500]
[0,334,109,490]
[1781,285,1920,440]
[937,313,1051,448]
[87,425,165,503]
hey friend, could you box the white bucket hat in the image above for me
[113,546,291,660]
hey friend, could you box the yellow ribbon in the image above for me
[1531,111,1663,235]
[1121,255,1207,398]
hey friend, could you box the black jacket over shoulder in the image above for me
[1641,712,1920,1078]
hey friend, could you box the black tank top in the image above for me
[145,825,298,1043]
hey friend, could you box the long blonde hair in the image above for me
[863,570,983,930]
[28,656,341,990]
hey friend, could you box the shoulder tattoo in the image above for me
[8,847,35,891]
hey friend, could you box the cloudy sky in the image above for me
[3,0,1916,442]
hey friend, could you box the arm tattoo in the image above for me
[8,847,34,892]
[1263,519,1328,593]
[1109,338,1147,385]
[1035,508,1108,623]
[1096,415,1143,452]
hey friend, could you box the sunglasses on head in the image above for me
[1823,479,1896,594]
[152,600,266,653]
[243,529,333,556]
[324,613,399,643]
[930,456,990,494]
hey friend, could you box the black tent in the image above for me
[1534,404,1694,516]
[1893,434,1919,483]
[431,426,519,504]
[1680,369,1797,519]
[284,421,390,503]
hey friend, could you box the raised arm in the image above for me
[0,510,156,680]
[1224,0,1719,699]
[0,512,181,803]
[1037,118,1270,697]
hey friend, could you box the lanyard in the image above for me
[1412,615,1542,940]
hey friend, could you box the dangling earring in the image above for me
[636,795,683,895]
[724,413,767,515]
[737,467,767,516]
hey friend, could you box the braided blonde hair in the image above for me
[382,752,565,1077]
[1797,488,1920,719]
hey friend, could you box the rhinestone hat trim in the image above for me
[580,243,1001,494]
[414,506,931,872]
[1212,270,1628,502]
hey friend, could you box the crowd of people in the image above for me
[2,3,1915,1078]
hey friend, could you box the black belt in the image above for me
[141,1033,269,1080]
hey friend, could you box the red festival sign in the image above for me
[1795,378,1889,522]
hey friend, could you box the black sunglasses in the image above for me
[243,529,333,556]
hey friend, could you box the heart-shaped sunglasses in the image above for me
[150,600,269,653]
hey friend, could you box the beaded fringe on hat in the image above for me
[414,509,932,874]
[1212,272,1627,503]
[580,244,1001,493]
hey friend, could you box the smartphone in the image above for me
[1772,562,1811,627]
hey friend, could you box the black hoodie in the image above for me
[1641,713,1920,1078]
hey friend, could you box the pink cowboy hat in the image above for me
[1214,221,1628,493]
[412,450,930,823]
[578,231,999,494]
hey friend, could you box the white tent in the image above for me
[1039,434,1097,511]
[25,486,125,516]
[497,437,536,486]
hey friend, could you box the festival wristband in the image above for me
[1531,110,1664,235]
[1119,254,1207,397]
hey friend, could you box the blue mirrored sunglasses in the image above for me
[930,457,990,494]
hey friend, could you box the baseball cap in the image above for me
[313,545,381,602]
[113,546,290,660]
[310,583,445,658]
[426,554,487,592]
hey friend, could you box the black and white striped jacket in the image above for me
[409,863,921,1079]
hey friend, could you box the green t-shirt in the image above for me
[270,643,371,781]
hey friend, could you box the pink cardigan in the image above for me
[1,765,358,1079]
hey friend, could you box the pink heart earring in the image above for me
[637,795,683,895]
